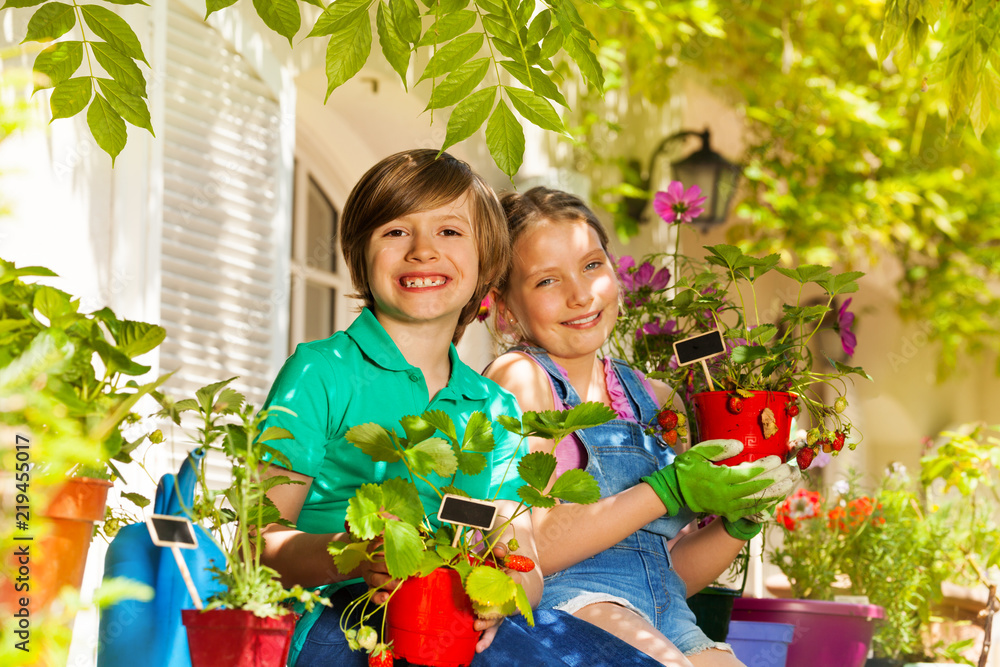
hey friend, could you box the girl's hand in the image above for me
[355,536,399,604]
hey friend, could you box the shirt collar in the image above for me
[346,309,489,402]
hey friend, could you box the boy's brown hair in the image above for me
[340,149,509,342]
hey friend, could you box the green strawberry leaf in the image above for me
[416,549,446,576]
[456,451,487,476]
[346,484,385,539]
[560,402,617,436]
[517,484,554,508]
[462,411,495,452]
[383,520,424,579]
[497,414,525,436]
[514,582,534,626]
[549,468,600,504]
[422,409,458,445]
[400,414,438,445]
[345,423,401,462]
[730,345,770,364]
[381,477,425,526]
[465,564,516,605]
[405,437,457,476]
[258,426,294,443]
[831,360,874,381]
[440,485,470,498]
[329,540,370,574]
[517,451,557,491]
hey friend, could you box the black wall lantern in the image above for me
[624,129,741,232]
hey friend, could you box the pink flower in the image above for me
[653,181,707,224]
[836,298,857,357]
[616,255,670,307]
[476,295,492,322]
[635,317,678,340]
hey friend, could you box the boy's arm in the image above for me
[669,519,745,595]
[261,465,389,589]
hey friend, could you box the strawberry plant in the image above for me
[328,403,613,662]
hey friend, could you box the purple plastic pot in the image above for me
[731,598,884,667]
[726,620,794,667]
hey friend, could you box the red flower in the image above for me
[776,488,824,531]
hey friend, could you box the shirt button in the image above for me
[407,372,419,382]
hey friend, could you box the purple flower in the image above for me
[635,317,677,340]
[616,255,670,308]
[476,295,492,322]
[653,181,707,224]
[836,298,857,357]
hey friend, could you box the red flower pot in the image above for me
[386,567,479,667]
[692,391,796,465]
[182,608,297,667]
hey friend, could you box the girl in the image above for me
[485,187,797,666]
[256,152,663,667]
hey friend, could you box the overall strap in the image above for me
[508,345,583,407]
[609,359,661,426]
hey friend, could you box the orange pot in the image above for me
[1,477,112,613]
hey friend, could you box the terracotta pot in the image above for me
[1,477,112,613]
[692,391,796,465]
[182,608,297,667]
[386,567,479,667]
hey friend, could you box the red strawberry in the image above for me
[369,648,393,667]
[796,446,815,470]
[661,429,679,447]
[818,437,833,453]
[657,409,679,430]
[786,403,800,418]
[727,396,744,414]
[502,555,536,572]
[832,431,846,452]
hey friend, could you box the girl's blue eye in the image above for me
[586,261,602,270]
[536,278,553,287]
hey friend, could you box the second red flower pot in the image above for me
[692,391,796,465]
[386,567,479,667]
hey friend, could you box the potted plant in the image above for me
[152,378,329,667]
[328,403,613,666]
[0,257,168,612]
[611,182,872,468]
[761,467,961,666]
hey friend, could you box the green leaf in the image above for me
[111,319,166,357]
[381,477,425,525]
[441,84,495,151]
[474,0,503,14]
[823,271,865,296]
[206,0,239,15]
[558,22,602,92]
[329,540,369,574]
[0,329,74,392]
[518,451,557,490]
[120,491,150,508]
[481,14,518,46]
[33,284,73,319]
[440,485,469,498]
[775,265,831,284]
[376,1,411,84]
[91,41,146,97]
[258,426,294,442]
[32,41,83,91]
[465,564,516,605]
[80,4,148,64]
[400,414,438,446]
[461,411,495,452]
[485,98,523,178]
[750,254,781,280]
[496,414,524,435]
[324,4,372,99]
[539,25,563,60]
[345,423,401,462]
[730,344,770,364]
[383,520,424,579]
[747,324,778,344]
[405,437,457,476]
[96,78,153,134]
[549,468,600,504]
[2,0,48,7]
[514,582,533,625]
[346,484,385,539]
[23,2,76,43]
[561,402,617,435]
[50,76,92,120]
[525,8,550,44]
[417,10,477,46]
[87,93,127,164]
[422,409,458,444]
[252,0,300,44]
[416,549,446,576]
[831,360,874,382]
[516,484,554,508]
[498,60,567,107]
[419,32,484,81]
[389,0,420,43]
[425,57,489,110]
[504,85,564,133]
[308,0,370,36]
[456,451,487,476]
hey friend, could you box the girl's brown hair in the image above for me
[340,149,509,342]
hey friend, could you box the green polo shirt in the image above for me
[258,308,526,663]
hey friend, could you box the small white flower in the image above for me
[832,480,850,496]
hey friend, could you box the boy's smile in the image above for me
[366,194,479,330]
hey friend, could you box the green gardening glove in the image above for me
[722,471,801,540]
[641,439,798,522]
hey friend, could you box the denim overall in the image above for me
[516,347,718,656]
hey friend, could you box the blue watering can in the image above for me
[97,450,227,667]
